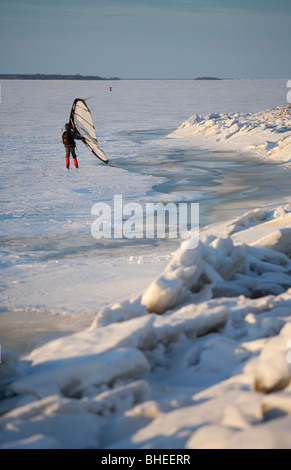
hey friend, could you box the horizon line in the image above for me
[0,74,289,81]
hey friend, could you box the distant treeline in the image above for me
[0,74,121,80]
[194,77,222,80]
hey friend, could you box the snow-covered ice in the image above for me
[1,79,291,449]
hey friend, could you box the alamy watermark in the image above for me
[91,195,199,249]
[287,80,291,104]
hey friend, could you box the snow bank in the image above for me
[170,105,291,162]
[1,201,291,449]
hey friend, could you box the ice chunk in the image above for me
[92,299,146,327]
[141,242,204,314]
[154,303,230,339]
[11,348,150,399]
[178,113,203,128]
[27,315,155,364]
[254,228,291,258]
[262,387,291,420]
[227,415,291,449]
[186,424,235,449]
[254,324,291,393]
[84,380,151,416]
[0,395,101,449]
[230,208,266,233]
[141,275,184,315]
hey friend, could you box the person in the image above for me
[62,123,82,169]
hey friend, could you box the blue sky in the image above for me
[0,0,290,78]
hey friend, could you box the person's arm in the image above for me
[73,131,83,141]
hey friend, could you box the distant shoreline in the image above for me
[194,77,221,80]
[0,75,285,81]
[0,74,121,80]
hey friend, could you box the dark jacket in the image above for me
[62,124,82,147]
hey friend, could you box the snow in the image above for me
[1,79,291,450]
[170,104,291,163]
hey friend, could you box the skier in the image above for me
[62,123,82,169]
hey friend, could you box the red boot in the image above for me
[73,158,78,169]
[66,156,70,169]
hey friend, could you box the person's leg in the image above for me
[71,147,78,168]
[65,147,70,169]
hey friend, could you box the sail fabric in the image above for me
[69,98,108,164]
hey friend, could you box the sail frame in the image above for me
[69,98,108,164]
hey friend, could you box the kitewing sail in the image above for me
[69,98,108,164]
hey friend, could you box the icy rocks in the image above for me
[178,114,203,128]
[174,105,291,162]
[141,233,291,315]
[2,202,291,448]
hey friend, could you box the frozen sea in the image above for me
[0,79,289,354]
